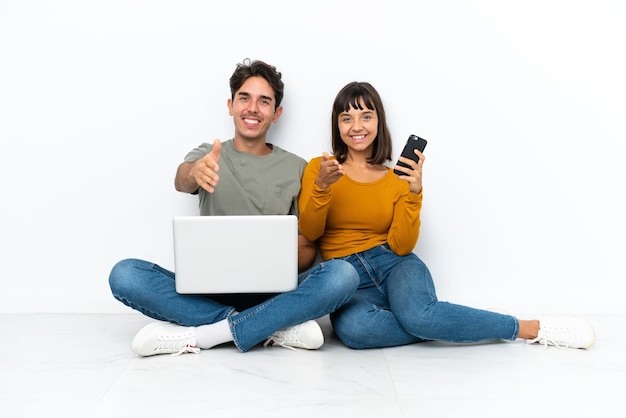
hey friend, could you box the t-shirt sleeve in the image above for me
[184,143,212,162]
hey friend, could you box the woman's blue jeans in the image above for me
[109,258,359,352]
[331,244,520,349]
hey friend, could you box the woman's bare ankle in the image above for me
[517,319,540,340]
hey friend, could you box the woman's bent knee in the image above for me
[331,313,371,349]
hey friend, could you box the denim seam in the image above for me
[354,251,387,296]
[229,295,280,352]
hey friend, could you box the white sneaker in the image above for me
[263,320,324,350]
[528,316,596,349]
[131,322,201,356]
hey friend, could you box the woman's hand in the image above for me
[396,149,425,194]
[315,152,344,189]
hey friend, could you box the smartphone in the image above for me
[393,134,428,175]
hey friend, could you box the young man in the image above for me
[109,59,359,356]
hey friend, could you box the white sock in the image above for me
[194,319,233,349]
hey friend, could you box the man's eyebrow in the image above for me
[236,91,274,102]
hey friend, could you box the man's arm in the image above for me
[297,233,317,273]
[175,161,200,193]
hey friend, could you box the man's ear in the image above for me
[272,105,283,123]
[227,98,234,116]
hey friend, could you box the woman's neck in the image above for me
[342,155,387,182]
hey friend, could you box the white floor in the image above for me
[1,313,624,418]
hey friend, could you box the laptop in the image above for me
[173,215,298,294]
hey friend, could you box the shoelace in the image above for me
[172,345,201,356]
[155,334,201,356]
[263,327,302,351]
[527,329,570,350]
[263,338,297,351]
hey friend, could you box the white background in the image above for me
[1,0,624,315]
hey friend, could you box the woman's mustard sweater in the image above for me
[298,156,423,260]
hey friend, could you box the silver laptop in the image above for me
[173,215,298,294]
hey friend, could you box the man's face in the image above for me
[228,76,283,142]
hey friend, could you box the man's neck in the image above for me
[232,136,272,156]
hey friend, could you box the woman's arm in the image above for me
[386,190,423,255]
[298,157,331,242]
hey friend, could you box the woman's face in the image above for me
[337,97,378,155]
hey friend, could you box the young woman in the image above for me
[298,81,595,350]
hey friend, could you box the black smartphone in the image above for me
[393,134,428,175]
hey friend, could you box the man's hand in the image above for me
[175,139,223,193]
[190,139,222,193]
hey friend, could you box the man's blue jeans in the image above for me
[109,258,359,352]
[331,244,520,349]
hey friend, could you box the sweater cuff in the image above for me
[312,182,331,196]
[407,188,423,203]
